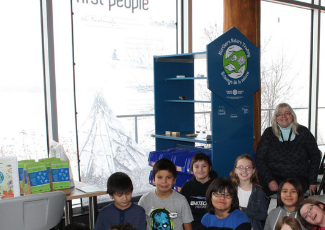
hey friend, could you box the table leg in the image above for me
[65,200,72,226]
[88,196,98,230]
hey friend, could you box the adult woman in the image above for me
[297,198,325,230]
[255,103,320,197]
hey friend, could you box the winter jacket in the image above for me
[256,125,320,185]
[240,184,268,230]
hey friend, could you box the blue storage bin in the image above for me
[158,148,189,161]
[148,148,188,166]
[149,170,155,186]
[174,172,193,192]
[172,151,198,173]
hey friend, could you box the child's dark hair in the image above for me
[107,172,133,195]
[230,154,260,188]
[277,178,304,207]
[206,177,239,214]
[152,158,177,179]
[110,223,138,230]
[190,152,212,173]
[296,198,325,230]
[64,222,89,230]
[274,216,302,230]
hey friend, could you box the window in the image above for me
[0,1,48,160]
[52,1,79,181]
[71,0,177,200]
[192,0,223,135]
[317,10,325,150]
[192,0,223,53]
[261,1,311,131]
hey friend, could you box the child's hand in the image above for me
[268,180,278,192]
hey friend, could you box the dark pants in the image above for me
[258,173,309,197]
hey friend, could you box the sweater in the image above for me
[256,125,320,185]
[264,206,306,230]
[180,170,218,230]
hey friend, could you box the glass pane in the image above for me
[318,13,325,147]
[72,0,176,201]
[52,1,79,183]
[192,1,222,137]
[137,116,155,150]
[0,1,48,160]
[261,2,311,132]
[192,0,224,52]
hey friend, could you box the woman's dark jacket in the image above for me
[255,125,320,185]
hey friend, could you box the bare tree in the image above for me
[260,47,295,130]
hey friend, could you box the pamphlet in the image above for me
[18,159,35,194]
[0,156,20,199]
[26,162,51,194]
[51,161,70,190]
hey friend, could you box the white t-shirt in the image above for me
[238,186,252,208]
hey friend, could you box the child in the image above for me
[229,154,268,230]
[297,198,325,230]
[201,177,251,230]
[264,178,307,230]
[274,216,302,230]
[180,152,218,230]
[95,172,146,230]
[138,158,194,230]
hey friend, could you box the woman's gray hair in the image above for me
[271,103,299,137]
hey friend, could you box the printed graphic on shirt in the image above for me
[190,196,207,209]
[150,208,176,230]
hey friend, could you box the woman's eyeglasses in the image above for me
[235,166,254,171]
[276,112,291,117]
[212,192,233,199]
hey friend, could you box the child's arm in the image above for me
[183,222,192,230]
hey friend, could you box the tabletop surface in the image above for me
[66,181,107,200]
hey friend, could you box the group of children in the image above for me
[94,152,325,230]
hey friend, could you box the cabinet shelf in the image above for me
[151,133,212,144]
[154,29,259,177]
[165,100,211,103]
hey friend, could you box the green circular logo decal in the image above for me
[223,45,247,79]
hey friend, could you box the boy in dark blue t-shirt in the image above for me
[95,172,146,230]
